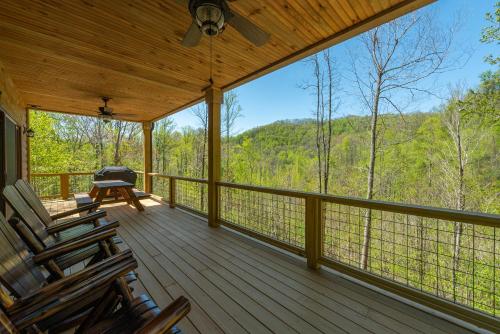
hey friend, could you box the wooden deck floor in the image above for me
[44,199,477,334]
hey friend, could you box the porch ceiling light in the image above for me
[194,1,225,36]
[23,126,35,138]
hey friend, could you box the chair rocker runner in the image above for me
[3,185,122,277]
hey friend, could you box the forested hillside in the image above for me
[238,112,500,212]
[30,104,499,214]
[226,111,498,213]
[149,70,499,214]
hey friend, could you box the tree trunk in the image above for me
[324,51,333,194]
[95,120,105,169]
[360,73,382,270]
[313,56,323,193]
[200,126,207,211]
[225,127,231,181]
[452,117,465,298]
[113,122,124,165]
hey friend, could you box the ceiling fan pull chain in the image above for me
[209,34,214,85]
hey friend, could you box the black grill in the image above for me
[94,166,137,186]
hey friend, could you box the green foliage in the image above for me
[30,72,498,215]
[30,112,143,173]
[30,112,74,172]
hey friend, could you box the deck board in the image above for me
[45,199,477,334]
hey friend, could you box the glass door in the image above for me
[1,110,22,215]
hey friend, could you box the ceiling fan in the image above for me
[179,0,270,47]
[97,97,137,121]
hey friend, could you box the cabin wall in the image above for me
[0,59,27,179]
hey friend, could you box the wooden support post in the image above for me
[142,121,153,193]
[60,173,70,200]
[305,196,322,269]
[205,86,222,228]
[169,177,176,208]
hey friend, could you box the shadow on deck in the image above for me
[43,199,476,334]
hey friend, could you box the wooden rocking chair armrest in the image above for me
[11,250,136,312]
[50,203,101,219]
[34,230,117,263]
[46,210,107,233]
[11,257,138,329]
[47,220,120,248]
[135,296,191,334]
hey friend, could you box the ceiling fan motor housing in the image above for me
[189,0,229,36]
[98,96,113,116]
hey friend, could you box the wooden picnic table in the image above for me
[89,180,144,211]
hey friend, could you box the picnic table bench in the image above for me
[75,180,149,211]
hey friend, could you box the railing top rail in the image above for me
[31,172,94,176]
[217,181,309,198]
[148,172,166,177]
[32,171,144,176]
[217,181,500,228]
[174,176,208,183]
[148,173,208,184]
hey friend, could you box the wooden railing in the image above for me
[28,171,500,330]
[30,171,144,199]
[148,173,500,331]
[30,172,94,199]
[149,173,208,216]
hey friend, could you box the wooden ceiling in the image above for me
[0,0,433,122]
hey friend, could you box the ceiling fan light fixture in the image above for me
[195,3,224,36]
[182,0,269,47]
[98,113,112,122]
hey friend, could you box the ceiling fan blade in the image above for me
[112,113,139,117]
[227,11,270,46]
[182,21,202,47]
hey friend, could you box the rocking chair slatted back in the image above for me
[3,185,53,247]
[14,180,52,227]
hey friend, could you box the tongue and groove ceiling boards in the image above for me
[0,0,434,122]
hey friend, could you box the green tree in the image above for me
[481,1,500,65]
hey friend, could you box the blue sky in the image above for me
[170,0,497,133]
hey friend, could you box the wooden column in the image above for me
[60,173,69,200]
[25,108,31,181]
[142,121,153,193]
[169,176,176,208]
[206,86,222,228]
[305,196,322,269]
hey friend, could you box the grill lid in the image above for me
[94,166,137,185]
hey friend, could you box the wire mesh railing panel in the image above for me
[219,186,306,249]
[69,174,93,194]
[176,179,208,215]
[30,175,61,198]
[322,202,500,317]
[152,176,170,201]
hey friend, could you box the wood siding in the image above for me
[0,59,27,179]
